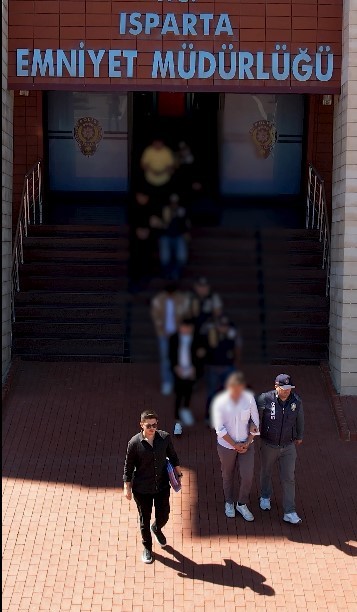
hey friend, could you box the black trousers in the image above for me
[174,377,194,420]
[133,487,171,550]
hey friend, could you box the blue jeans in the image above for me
[159,235,188,280]
[158,336,173,387]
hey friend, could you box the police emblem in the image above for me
[291,403,297,411]
[249,120,277,159]
[74,117,103,157]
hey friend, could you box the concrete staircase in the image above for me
[13,225,131,361]
[130,227,329,364]
[13,224,329,364]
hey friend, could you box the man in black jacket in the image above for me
[123,410,182,564]
[257,374,304,524]
[169,319,204,436]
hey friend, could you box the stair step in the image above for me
[15,306,126,321]
[24,249,129,263]
[13,322,126,338]
[13,338,130,356]
[25,237,128,250]
[20,277,128,291]
[15,292,129,307]
[20,263,127,277]
[29,224,129,238]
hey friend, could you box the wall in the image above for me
[306,94,334,213]
[330,0,357,395]
[2,0,14,382]
[8,0,342,92]
[12,91,43,226]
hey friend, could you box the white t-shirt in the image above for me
[178,334,193,378]
[165,299,176,335]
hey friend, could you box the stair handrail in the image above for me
[306,163,331,296]
[11,160,43,322]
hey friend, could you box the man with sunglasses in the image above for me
[123,410,182,564]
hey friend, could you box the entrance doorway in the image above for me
[131,92,220,208]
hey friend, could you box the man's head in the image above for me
[217,315,230,334]
[140,409,159,438]
[194,276,210,299]
[169,193,180,208]
[275,374,295,401]
[135,192,149,206]
[164,282,178,296]
[225,371,246,401]
[179,318,195,337]
[152,138,164,149]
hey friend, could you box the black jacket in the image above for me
[123,430,180,495]
[169,333,204,376]
[258,390,304,447]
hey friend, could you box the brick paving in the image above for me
[2,362,357,612]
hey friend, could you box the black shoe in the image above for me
[142,548,153,564]
[151,524,167,548]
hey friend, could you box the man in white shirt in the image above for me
[212,372,260,520]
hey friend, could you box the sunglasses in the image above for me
[143,423,158,429]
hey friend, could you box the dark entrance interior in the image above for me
[131,91,220,224]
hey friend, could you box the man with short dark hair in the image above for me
[123,410,182,564]
[202,314,242,422]
[188,277,223,332]
[212,372,259,520]
[258,374,304,524]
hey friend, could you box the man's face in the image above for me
[229,383,244,401]
[136,193,149,206]
[195,284,210,298]
[180,324,193,337]
[276,385,292,401]
[141,419,158,438]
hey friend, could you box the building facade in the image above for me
[2,0,356,393]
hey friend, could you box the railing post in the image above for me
[38,162,43,224]
[306,165,312,229]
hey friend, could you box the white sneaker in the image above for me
[283,512,302,524]
[225,502,235,518]
[161,382,172,396]
[236,503,255,522]
[179,408,195,426]
[260,497,271,511]
[173,422,183,436]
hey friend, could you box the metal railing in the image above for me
[11,160,43,322]
[306,163,331,296]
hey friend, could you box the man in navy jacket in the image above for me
[257,374,304,524]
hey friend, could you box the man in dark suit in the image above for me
[169,319,204,436]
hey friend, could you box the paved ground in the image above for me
[2,362,357,612]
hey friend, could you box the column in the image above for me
[330,0,357,395]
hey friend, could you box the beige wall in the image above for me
[330,0,357,395]
[2,0,13,382]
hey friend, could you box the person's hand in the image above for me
[295,439,303,446]
[234,443,247,454]
[136,228,149,240]
[124,485,132,500]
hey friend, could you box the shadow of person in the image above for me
[155,545,275,596]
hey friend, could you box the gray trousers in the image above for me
[260,441,297,513]
[217,443,255,505]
